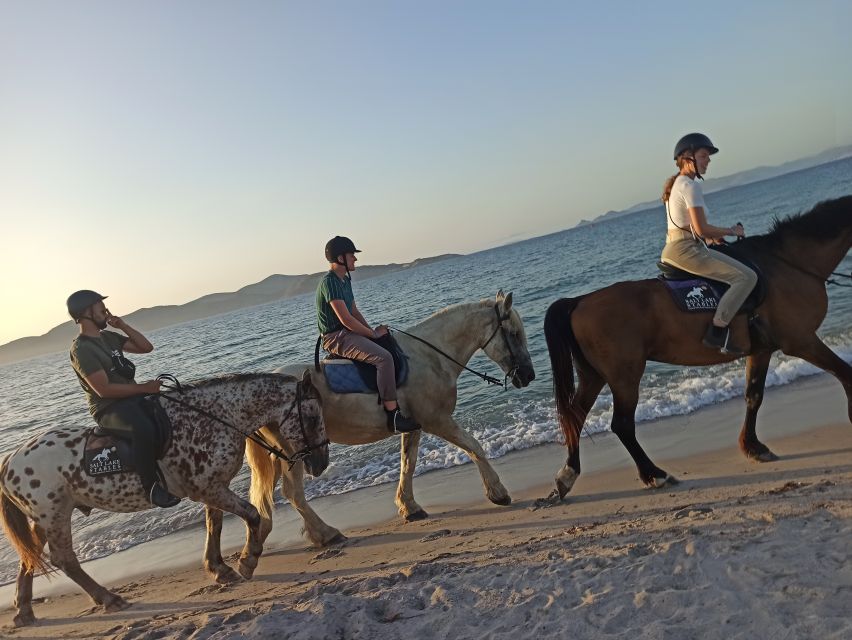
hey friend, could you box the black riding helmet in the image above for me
[67,290,107,321]
[673,133,719,160]
[324,236,361,264]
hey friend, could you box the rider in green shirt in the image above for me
[68,290,180,508]
[316,236,420,434]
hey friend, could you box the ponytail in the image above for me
[661,155,694,202]
[661,173,679,202]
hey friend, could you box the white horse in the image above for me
[0,372,327,627]
[201,291,534,556]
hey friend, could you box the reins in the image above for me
[155,374,327,469]
[769,253,852,288]
[389,305,518,388]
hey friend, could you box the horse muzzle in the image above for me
[303,443,330,478]
[511,364,536,388]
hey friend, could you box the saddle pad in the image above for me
[659,278,725,313]
[322,360,377,394]
[321,333,410,395]
[84,432,135,476]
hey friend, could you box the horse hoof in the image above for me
[749,450,779,462]
[215,566,244,585]
[555,466,579,499]
[647,474,679,489]
[489,494,512,506]
[104,595,131,613]
[237,560,257,580]
[327,532,348,546]
[405,509,429,522]
[13,611,36,627]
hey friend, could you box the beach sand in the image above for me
[1,373,850,639]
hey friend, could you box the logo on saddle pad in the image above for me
[661,279,722,313]
[84,434,132,476]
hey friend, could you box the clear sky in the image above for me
[2,1,850,345]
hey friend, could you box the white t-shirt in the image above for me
[666,175,706,232]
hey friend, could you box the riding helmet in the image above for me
[324,236,361,263]
[673,133,719,160]
[66,290,107,320]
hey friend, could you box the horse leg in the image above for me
[432,417,511,506]
[201,489,263,580]
[739,351,779,462]
[12,524,46,627]
[396,429,428,521]
[45,516,129,612]
[783,336,852,422]
[555,366,605,499]
[202,506,242,584]
[609,381,676,488]
[278,460,346,547]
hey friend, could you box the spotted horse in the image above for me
[0,371,327,627]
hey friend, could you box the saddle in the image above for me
[83,396,173,477]
[656,244,766,315]
[314,333,410,395]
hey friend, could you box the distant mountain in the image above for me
[0,255,459,365]
[576,145,852,227]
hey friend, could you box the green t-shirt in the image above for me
[70,331,132,418]
[316,270,354,334]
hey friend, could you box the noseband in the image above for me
[480,304,521,386]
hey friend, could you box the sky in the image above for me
[1,1,850,346]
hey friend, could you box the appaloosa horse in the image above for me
[0,372,327,626]
[544,196,852,499]
[202,291,534,556]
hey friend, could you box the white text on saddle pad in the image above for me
[684,285,718,310]
[88,447,122,474]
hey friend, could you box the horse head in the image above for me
[481,290,536,388]
[275,371,329,478]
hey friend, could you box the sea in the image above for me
[1,157,850,584]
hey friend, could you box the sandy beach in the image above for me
[1,372,850,640]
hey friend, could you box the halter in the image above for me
[480,304,521,387]
[156,375,328,469]
[389,304,519,388]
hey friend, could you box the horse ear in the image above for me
[500,291,513,314]
[301,369,314,391]
[496,289,505,303]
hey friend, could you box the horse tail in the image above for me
[0,486,52,577]
[544,297,586,450]
[246,437,276,524]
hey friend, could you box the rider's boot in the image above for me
[702,324,746,357]
[386,408,421,434]
[149,481,181,508]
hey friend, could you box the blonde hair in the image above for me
[661,154,695,202]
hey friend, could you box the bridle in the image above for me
[480,304,521,386]
[390,304,521,388]
[156,374,328,469]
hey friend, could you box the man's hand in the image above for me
[140,379,163,394]
[105,310,127,330]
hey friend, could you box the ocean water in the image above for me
[1,158,850,583]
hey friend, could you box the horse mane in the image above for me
[741,195,852,251]
[182,372,298,390]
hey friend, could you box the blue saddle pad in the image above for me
[320,334,409,395]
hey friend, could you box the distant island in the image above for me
[575,144,852,228]
[0,255,459,365]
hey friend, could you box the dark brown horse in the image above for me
[544,196,852,499]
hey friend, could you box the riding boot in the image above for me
[132,425,180,509]
[386,408,421,434]
[702,324,746,356]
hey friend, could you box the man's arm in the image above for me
[107,314,153,354]
[83,369,161,398]
[329,300,376,338]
